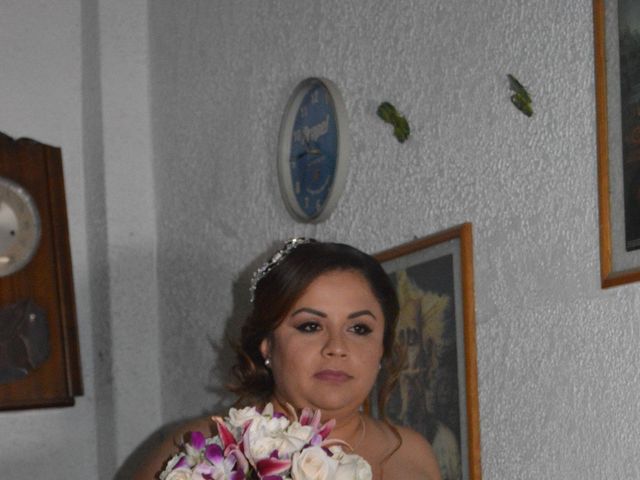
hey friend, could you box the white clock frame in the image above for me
[277,77,350,223]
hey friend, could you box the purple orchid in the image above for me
[158,403,372,480]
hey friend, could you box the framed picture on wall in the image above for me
[370,223,481,480]
[593,0,640,287]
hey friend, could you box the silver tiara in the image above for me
[249,237,313,302]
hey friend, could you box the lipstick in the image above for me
[313,369,352,382]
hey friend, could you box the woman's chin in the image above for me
[272,387,369,416]
[305,394,365,416]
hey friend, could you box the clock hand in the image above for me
[306,143,322,156]
[301,127,322,154]
[297,136,323,158]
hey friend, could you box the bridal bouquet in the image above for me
[159,403,372,480]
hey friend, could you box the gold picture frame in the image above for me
[372,223,481,480]
[593,0,640,287]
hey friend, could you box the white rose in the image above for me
[252,413,291,436]
[246,434,281,464]
[227,405,262,430]
[245,414,291,463]
[291,446,338,480]
[278,422,314,456]
[327,446,372,480]
[334,453,372,480]
[244,417,286,466]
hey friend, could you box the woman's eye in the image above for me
[350,323,373,336]
[296,322,321,333]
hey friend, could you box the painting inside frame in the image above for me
[594,0,640,286]
[370,223,481,480]
[617,0,640,250]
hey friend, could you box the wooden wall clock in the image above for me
[0,131,82,410]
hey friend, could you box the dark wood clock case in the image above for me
[0,132,82,410]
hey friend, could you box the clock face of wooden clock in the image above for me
[0,176,41,278]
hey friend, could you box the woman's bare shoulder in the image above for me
[380,421,442,480]
[132,415,214,480]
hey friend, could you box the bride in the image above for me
[136,239,441,479]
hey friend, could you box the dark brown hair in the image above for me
[229,241,403,415]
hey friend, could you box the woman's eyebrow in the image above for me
[291,307,327,317]
[290,308,377,320]
[348,310,377,320]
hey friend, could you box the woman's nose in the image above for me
[322,330,348,357]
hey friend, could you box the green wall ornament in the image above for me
[377,102,410,143]
[508,74,533,117]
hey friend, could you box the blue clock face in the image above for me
[289,82,339,219]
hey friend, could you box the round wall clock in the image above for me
[0,176,42,278]
[277,77,349,223]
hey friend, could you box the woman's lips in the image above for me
[313,370,353,382]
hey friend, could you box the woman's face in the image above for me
[260,269,385,417]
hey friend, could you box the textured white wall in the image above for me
[0,1,161,478]
[0,0,99,478]
[1,0,637,478]
[148,1,640,479]
[95,0,163,467]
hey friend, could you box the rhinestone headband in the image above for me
[249,237,314,302]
